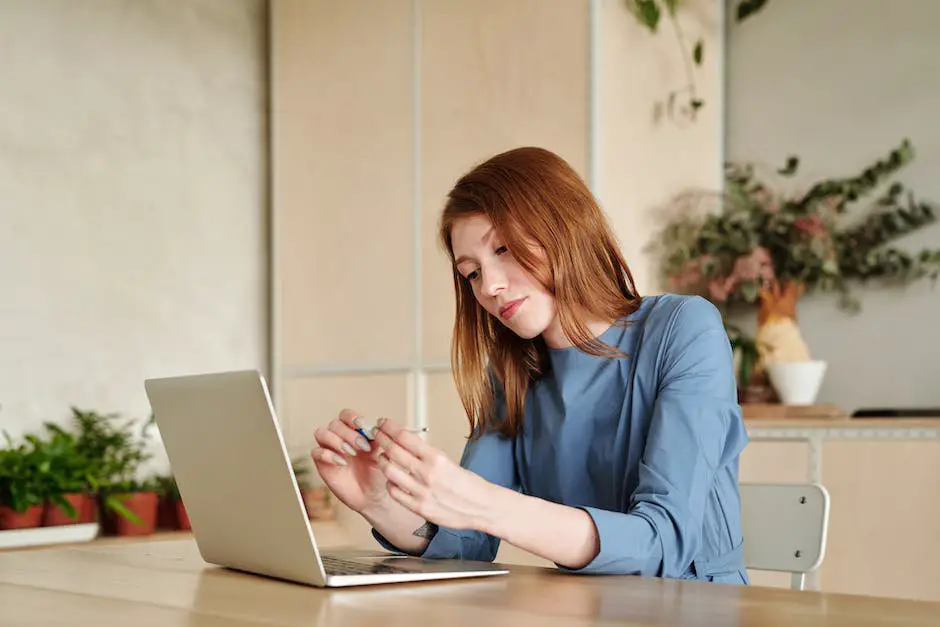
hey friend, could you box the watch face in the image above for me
[413,521,439,539]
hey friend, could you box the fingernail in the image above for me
[332,453,348,466]
[377,417,387,428]
[341,443,357,457]
[354,417,364,429]
[356,437,372,452]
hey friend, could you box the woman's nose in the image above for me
[481,267,507,297]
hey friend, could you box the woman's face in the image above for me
[450,214,565,346]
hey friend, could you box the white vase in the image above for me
[766,360,828,405]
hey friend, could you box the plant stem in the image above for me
[665,8,700,120]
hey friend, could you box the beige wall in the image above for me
[0,0,269,474]
[601,0,725,293]
[726,0,940,412]
[270,0,723,541]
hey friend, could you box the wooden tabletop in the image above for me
[1,537,939,626]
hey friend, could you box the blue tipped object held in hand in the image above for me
[355,420,428,442]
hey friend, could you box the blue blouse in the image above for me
[374,294,750,584]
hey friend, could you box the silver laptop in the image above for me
[144,369,509,587]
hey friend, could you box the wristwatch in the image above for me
[413,521,439,540]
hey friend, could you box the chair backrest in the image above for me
[739,482,830,590]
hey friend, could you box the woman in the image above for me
[311,147,750,583]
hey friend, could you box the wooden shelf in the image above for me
[742,403,848,420]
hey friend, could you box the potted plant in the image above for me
[67,407,157,534]
[650,139,940,404]
[155,475,189,531]
[33,425,97,526]
[101,478,159,536]
[0,434,46,530]
[292,456,333,521]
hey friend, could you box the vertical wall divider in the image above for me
[588,0,602,196]
[410,0,427,432]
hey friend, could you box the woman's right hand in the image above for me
[310,409,389,514]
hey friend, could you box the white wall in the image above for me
[726,0,940,411]
[0,0,269,467]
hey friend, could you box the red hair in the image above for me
[439,147,641,439]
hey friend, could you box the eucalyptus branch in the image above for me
[649,139,940,318]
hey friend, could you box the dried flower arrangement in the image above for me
[648,139,940,399]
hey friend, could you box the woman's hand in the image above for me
[371,417,496,533]
[310,409,389,515]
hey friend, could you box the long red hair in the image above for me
[439,147,641,439]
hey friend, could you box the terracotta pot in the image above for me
[81,494,98,523]
[111,491,159,536]
[157,497,177,529]
[305,487,334,521]
[0,504,44,530]
[176,501,191,530]
[42,493,89,526]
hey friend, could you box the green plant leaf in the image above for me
[736,0,769,22]
[777,156,799,176]
[104,493,143,526]
[632,0,661,31]
[693,39,703,66]
[49,492,78,519]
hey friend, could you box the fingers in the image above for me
[372,428,423,480]
[377,454,424,496]
[330,419,372,454]
[373,417,431,459]
[387,481,422,517]
[311,446,347,467]
[314,424,363,463]
[337,409,374,452]
[311,409,376,469]
[316,415,370,456]
[339,408,367,433]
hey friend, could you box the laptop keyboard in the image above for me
[321,555,413,576]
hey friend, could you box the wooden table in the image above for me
[1,537,939,626]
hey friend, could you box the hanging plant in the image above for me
[626,0,770,123]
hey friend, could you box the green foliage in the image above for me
[291,455,313,491]
[627,0,770,123]
[68,407,151,491]
[0,407,155,524]
[34,425,94,495]
[649,139,940,313]
[632,0,662,30]
[0,433,48,513]
[726,323,760,389]
[735,0,768,21]
[67,408,153,524]
[154,475,180,501]
[25,425,98,519]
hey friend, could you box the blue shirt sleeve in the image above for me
[372,424,518,562]
[559,296,748,576]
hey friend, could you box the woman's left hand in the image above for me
[370,417,495,533]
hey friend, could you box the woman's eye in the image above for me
[495,246,508,255]
[466,270,479,281]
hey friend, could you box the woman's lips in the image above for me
[499,298,526,320]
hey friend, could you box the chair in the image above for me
[739,482,830,590]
